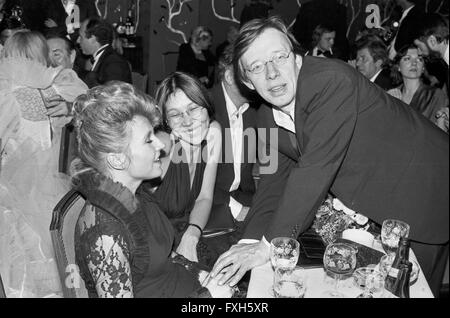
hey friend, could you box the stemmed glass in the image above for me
[381,219,410,262]
[322,242,357,298]
[270,237,300,270]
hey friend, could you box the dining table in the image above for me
[247,237,434,298]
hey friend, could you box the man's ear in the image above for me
[374,59,383,70]
[106,153,128,170]
[70,49,76,65]
[426,35,438,50]
[224,68,234,86]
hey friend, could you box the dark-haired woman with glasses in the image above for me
[140,72,223,267]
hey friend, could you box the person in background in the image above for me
[72,82,233,298]
[306,24,336,59]
[239,0,272,28]
[216,25,239,62]
[208,44,257,231]
[414,13,449,133]
[43,0,98,42]
[208,16,448,297]
[0,30,87,297]
[387,44,448,132]
[355,35,395,90]
[47,35,76,70]
[177,26,215,88]
[388,0,425,60]
[414,13,449,66]
[0,15,22,51]
[139,72,222,268]
[77,17,132,88]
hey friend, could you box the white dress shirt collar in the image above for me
[444,44,449,66]
[91,44,110,70]
[272,103,296,133]
[400,5,414,23]
[370,69,383,83]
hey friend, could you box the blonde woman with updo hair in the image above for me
[176,26,215,87]
[0,30,87,297]
[71,82,233,298]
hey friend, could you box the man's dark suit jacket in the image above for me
[43,0,98,40]
[373,68,395,91]
[394,5,426,52]
[244,56,449,295]
[83,45,132,88]
[206,84,257,229]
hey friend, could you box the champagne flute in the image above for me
[381,219,410,261]
[322,242,357,298]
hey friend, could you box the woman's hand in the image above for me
[436,107,449,133]
[176,226,200,262]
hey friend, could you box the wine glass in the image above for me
[381,219,410,261]
[353,267,385,298]
[270,237,300,270]
[322,242,357,298]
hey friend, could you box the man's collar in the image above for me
[444,43,449,66]
[221,81,249,118]
[93,44,109,59]
[370,69,383,82]
[400,5,414,23]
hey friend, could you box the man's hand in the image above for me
[208,241,270,287]
[436,107,449,132]
[44,18,58,28]
[46,95,71,117]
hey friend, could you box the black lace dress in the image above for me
[73,172,210,298]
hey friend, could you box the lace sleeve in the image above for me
[86,234,133,298]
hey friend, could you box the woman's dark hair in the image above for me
[391,44,425,86]
[155,71,214,132]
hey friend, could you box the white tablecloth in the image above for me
[247,239,434,298]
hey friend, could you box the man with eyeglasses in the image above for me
[208,16,448,297]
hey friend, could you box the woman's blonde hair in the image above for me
[71,81,161,180]
[1,30,49,66]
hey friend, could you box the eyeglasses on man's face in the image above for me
[166,105,205,125]
[246,51,293,75]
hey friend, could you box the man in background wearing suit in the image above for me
[207,45,257,230]
[355,35,395,91]
[43,0,98,41]
[77,17,131,88]
[209,17,448,297]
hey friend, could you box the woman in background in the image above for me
[388,44,448,132]
[177,26,215,88]
[0,30,87,297]
[72,82,232,298]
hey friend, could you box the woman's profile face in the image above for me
[165,89,210,145]
[125,115,164,181]
[399,48,424,80]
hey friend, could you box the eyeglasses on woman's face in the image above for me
[245,50,293,75]
[166,105,205,126]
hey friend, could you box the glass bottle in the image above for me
[384,237,410,293]
[391,260,412,298]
